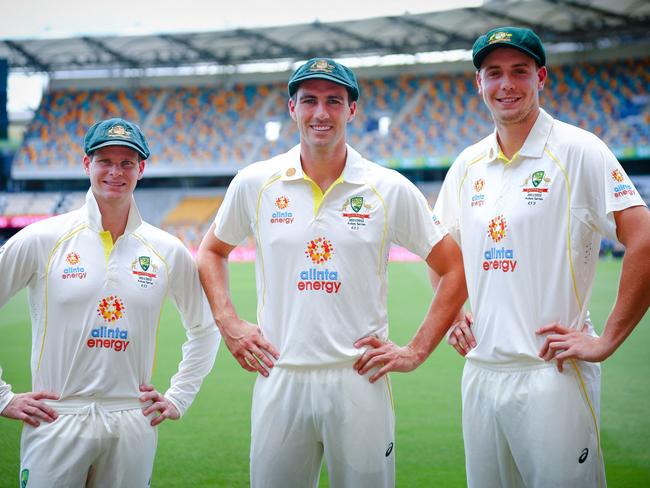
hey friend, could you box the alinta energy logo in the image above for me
[88,295,130,352]
[298,237,341,294]
[484,215,517,272]
[270,195,294,224]
[611,169,636,198]
[62,251,87,280]
[472,178,486,207]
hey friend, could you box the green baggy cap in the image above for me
[472,26,546,69]
[288,58,360,101]
[84,118,151,159]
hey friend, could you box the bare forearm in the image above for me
[601,240,650,358]
[196,248,240,328]
[428,262,466,322]
[409,266,468,363]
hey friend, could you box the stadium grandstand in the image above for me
[1,0,649,253]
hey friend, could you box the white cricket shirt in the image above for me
[0,190,219,414]
[435,109,646,366]
[214,144,446,366]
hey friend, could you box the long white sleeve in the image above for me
[163,244,220,416]
[0,367,15,414]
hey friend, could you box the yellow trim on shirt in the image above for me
[38,224,88,371]
[99,230,114,264]
[570,359,604,488]
[133,232,171,374]
[368,184,388,274]
[256,174,283,322]
[385,375,395,413]
[458,154,487,206]
[497,147,520,164]
[304,173,345,217]
[544,148,583,310]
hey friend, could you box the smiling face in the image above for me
[476,47,547,129]
[288,78,356,155]
[83,145,144,207]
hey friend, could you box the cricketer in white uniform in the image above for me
[435,27,650,488]
[0,118,220,488]
[197,58,467,488]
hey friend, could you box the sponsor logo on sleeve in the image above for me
[270,195,294,224]
[611,169,636,198]
[297,237,341,294]
[341,196,372,230]
[88,295,130,352]
[521,170,552,205]
[483,215,517,272]
[471,178,486,207]
[62,251,87,280]
[131,256,159,288]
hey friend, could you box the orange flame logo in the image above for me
[275,196,290,209]
[305,237,334,264]
[97,295,125,323]
[488,215,508,243]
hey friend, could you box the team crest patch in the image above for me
[488,31,512,44]
[62,251,87,280]
[139,256,150,271]
[309,59,334,73]
[131,255,159,288]
[107,124,131,138]
[350,196,363,212]
[472,178,486,207]
[611,169,624,183]
[521,170,552,204]
[341,196,372,231]
[21,469,29,488]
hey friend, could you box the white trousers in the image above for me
[250,364,395,488]
[462,360,606,488]
[20,400,157,488]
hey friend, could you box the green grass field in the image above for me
[0,259,648,487]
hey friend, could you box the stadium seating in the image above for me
[159,195,224,250]
[12,58,650,173]
[1,192,62,215]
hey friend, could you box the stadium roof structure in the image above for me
[1,0,649,75]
